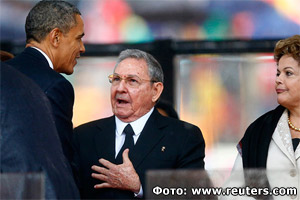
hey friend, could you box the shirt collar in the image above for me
[30,47,54,70]
[115,107,154,136]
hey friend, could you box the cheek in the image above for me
[72,45,79,55]
[297,79,300,88]
[289,80,300,91]
[128,92,138,107]
[66,43,77,54]
[294,81,300,96]
[110,88,116,101]
[138,90,153,106]
[128,90,144,109]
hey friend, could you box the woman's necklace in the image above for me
[288,113,300,132]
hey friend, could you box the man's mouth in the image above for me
[75,55,80,62]
[117,99,129,104]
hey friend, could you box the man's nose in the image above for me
[80,41,85,53]
[115,79,127,91]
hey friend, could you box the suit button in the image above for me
[290,194,297,199]
[290,169,297,177]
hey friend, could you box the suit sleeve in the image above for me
[176,125,205,169]
[71,127,83,193]
[45,78,75,163]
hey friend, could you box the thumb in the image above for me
[122,149,131,164]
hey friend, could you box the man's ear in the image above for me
[152,82,164,103]
[49,28,61,47]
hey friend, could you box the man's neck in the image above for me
[26,41,55,70]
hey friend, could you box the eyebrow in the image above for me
[77,32,85,38]
[113,73,139,77]
[277,67,294,71]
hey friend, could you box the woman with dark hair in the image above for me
[228,35,300,200]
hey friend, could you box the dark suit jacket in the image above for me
[6,47,74,163]
[72,109,205,199]
[0,62,79,199]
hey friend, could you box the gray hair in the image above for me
[114,49,164,83]
[25,0,81,43]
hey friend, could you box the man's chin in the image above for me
[64,67,74,75]
[55,65,74,75]
[114,112,135,122]
[64,71,73,75]
[115,113,129,119]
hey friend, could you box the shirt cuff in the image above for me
[134,185,143,198]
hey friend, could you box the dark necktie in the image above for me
[115,124,134,164]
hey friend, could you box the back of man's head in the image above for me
[25,0,81,43]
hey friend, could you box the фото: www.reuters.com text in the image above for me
[152,186,297,197]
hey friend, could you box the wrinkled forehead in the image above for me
[114,58,150,77]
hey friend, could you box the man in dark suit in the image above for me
[6,0,85,163]
[72,49,205,199]
[0,62,79,199]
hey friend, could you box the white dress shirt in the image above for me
[114,107,154,157]
[114,107,154,198]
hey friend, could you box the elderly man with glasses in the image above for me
[72,49,205,199]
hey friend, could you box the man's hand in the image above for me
[91,149,141,193]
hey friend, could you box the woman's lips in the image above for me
[276,89,286,93]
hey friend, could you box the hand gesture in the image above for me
[91,149,141,193]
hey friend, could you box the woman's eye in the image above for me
[286,71,293,76]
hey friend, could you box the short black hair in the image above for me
[25,0,81,43]
[155,99,179,119]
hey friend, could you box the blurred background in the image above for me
[1,0,300,170]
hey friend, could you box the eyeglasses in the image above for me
[108,74,157,88]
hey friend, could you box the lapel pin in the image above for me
[161,146,166,152]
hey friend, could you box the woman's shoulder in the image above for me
[241,105,285,142]
[249,105,285,128]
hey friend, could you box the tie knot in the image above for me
[123,124,134,136]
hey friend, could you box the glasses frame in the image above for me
[108,74,158,88]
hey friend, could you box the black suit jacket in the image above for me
[0,62,79,199]
[6,47,74,163]
[72,109,205,199]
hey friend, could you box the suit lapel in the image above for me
[94,116,116,163]
[272,117,296,166]
[131,109,168,169]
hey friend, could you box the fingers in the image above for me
[91,165,109,175]
[99,158,117,169]
[122,149,131,164]
[91,172,107,181]
[94,182,112,189]
[91,153,141,193]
